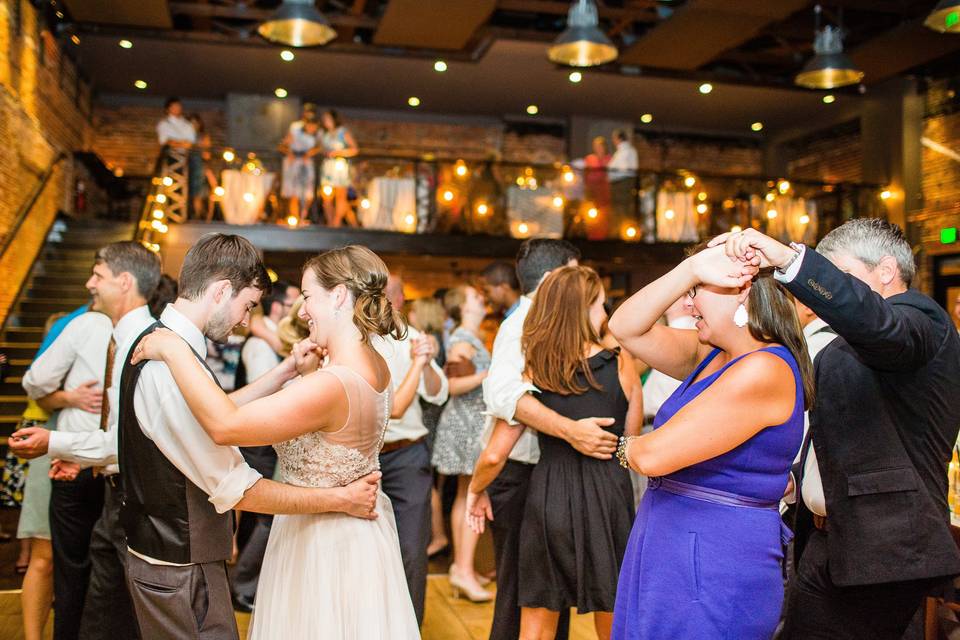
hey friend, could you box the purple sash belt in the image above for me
[649,476,793,544]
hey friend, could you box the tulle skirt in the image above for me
[248,492,420,639]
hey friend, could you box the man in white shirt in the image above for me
[231,279,299,611]
[371,274,448,626]
[15,242,161,639]
[481,239,619,640]
[19,308,111,640]
[608,129,639,226]
[156,97,196,148]
[117,234,381,639]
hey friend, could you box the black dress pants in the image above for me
[380,440,433,626]
[487,460,569,640]
[78,479,139,639]
[49,469,104,640]
[781,529,943,640]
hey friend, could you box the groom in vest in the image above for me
[118,234,382,639]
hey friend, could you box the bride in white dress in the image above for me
[134,245,421,639]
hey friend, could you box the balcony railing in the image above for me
[137,145,888,250]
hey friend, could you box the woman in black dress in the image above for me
[467,265,642,640]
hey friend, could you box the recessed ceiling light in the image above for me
[822,94,836,104]
[274,88,288,98]
[751,121,763,132]
[408,96,421,107]
[526,104,539,115]
[434,60,447,72]
[640,113,653,124]
[568,71,582,83]
[699,82,713,94]
[119,39,133,49]
[280,50,295,62]
[134,80,147,90]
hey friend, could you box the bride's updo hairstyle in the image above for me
[303,245,406,344]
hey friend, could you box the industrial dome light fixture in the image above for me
[257,0,337,48]
[547,0,618,67]
[795,6,863,89]
[925,0,960,33]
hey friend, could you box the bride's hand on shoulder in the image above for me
[338,471,381,520]
[292,339,323,376]
[130,329,185,364]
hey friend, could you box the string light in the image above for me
[683,176,696,188]
[476,203,489,216]
[274,88,288,98]
[454,160,468,177]
[71,34,80,45]
[161,176,173,187]
[562,169,575,183]
[765,192,776,202]
[222,150,236,162]
[152,209,164,220]
[699,83,713,94]
[696,203,708,214]
[731,225,743,233]
[640,113,653,124]
[442,190,455,202]
[526,105,539,115]
[518,222,529,235]
[624,226,638,239]
[214,186,225,197]
[587,207,598,219]
[880,189,893,200]
[243,192,255,203]
[664,209,675,220]
[321,185,333,197]
[697,192,708,202]
[823,94,835,104]
[119,40,133,49]
[767,209,778,219]
[751,122,764,132]
[360,198,371,209]
[552,195,565,209]
[155,193,167,204]
[778,180,791,194]
[404,214,416,227]
[408,97,421,107]
[799,214,810,224]
[134,80,147,90]
[286,215,299,226]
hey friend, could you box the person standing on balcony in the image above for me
[319,109,359,228]
[583,136,613,241]
[156,97,196,149]
[188,114,216,221]
[608,130,639,232]
[280,104,321,226]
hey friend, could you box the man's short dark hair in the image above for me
[612,129,628,142]
[516,239,581,295]
[95,241,161,300]
[178,234,270,301]
[261,279,293,316]
[164,97,181,111]
[481,261,520,291]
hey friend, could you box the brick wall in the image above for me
[633,134,763,176]
[910,80,960,293]
[0,0,94,327]
[785,122,863,184]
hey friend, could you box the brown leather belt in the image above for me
[380,436,425,455]
[813,514,829,532]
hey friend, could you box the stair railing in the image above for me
[0,152,67,260]
[136,145,186,251]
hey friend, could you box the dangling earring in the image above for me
[733,304,749,328]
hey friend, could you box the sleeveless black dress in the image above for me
[518,349,635,613]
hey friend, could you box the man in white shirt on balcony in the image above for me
[608,129,639,227]
[156,97,196,148]
[371,273,448,626]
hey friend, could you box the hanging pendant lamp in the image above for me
[925,0,960,33]
[547,0,618,67]
[258,0,337,48]
[795,6,863,90]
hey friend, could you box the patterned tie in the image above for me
[99,336,117,431]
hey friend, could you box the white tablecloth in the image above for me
[221,170,275,225]
[506,187,563,238]
[363,177,416,230]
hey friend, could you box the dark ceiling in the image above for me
[57,0,960,135]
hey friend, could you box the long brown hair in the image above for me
[522,265,604,396]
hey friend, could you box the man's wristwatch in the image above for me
[776,242,804,274]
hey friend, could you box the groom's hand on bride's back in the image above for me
[338,471,381,520]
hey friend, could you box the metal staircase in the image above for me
[0,218,135,438]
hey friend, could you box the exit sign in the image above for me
[943,227,958,244]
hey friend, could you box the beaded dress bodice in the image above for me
[274,365,391,489]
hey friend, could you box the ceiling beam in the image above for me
[166,2,378,29]
[374,0,497,51]
[63,0,173,28]
[850,18,960,85]
[496,0,658,20]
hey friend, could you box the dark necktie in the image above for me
[99,336,117,431]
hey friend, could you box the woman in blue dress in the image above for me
[607,243,814,639]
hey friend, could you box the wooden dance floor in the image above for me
[0,575,600,640]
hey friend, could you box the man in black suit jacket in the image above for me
[717,219,960,639]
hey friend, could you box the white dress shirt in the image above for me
[241,317,281,384]
[775,245,834,517]
[608,140,639,181]
[156,115,196,145]
[372,326,449,443]
[47,305,155,474]
[22,312,113,436]
[131,305,262,519]
[641,314,698,419]
[481,296,540,464]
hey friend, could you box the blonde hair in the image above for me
[303,245,406,344]
[409,297,446,334]
[276,298,310,356]
[442,286,470,325]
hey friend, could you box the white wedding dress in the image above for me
[248,365,420,639]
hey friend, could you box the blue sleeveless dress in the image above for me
[612,346,803,640]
